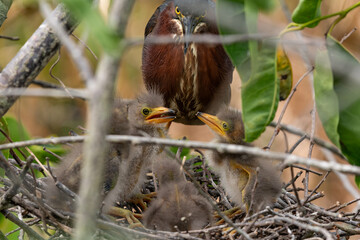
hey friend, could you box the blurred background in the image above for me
[0,0,360,222]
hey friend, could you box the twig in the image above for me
[289,167,301,207]
[73,0,135,239]
[281,129,289,153]
[18,206,24,240]
[266,67,314,150]
[288,135,307,154]
[246,167,260,217]
[71,33,98,60]
[165,150,252,240]
[269,122,346,160]
[0,88,88,99]
[0,4,77,117]
[43,147,63,161]
[0,230,9,240]
[304,172,330,204]
[124,32,324,48]
[49,48,73,98]
[283,165,322,176]
[340,27,357,44]
[7,158,48,176]
[284,171,302,189]
[322,148,360,209]
[271,216,333,239]
[0,35,19,41]
[31,79,64,89]
[304,103,317,198]
[25,147,51,177]
[0,135,359,175]
[0,129,28,161]
[202,162,232,209]
[332,198,360,213]
[38,1,94,84]
[1,210,45,240]
[0,156,33,210]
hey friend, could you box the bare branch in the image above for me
[0,35,19,41]
[73,0,135,239]
[0,88,88,99]
[266,67,315,149]
[0,4,77,117]
[0,135,359,175]
[38,1,94,84]
[1,210,44,240]
[322,148,360,209]
[269,122,346,160]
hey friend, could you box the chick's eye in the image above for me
[222,122,229,130]
[142,108,150,116]
[202,10,207,18]
[175,6,181,15]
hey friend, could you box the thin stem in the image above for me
[304,172,330,204]
[1,210,45,240]
[0,135,359,174]
[280,1,360,35]
[266,67,314,150]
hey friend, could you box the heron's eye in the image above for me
[142,107,151,116]
[175,6,181,15]
[222,122,229,131]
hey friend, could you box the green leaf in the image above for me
[244,0,259,81]
[277,43,293,101]
[2,116,65,163]
[327,36,360,167]
[313,48,340,147]
[169,146,191,159]
[0,0,12,28]
[292,0,322,28]
[246,0,276,12]
[242,41,278,142]
[30,144,66,163]
[4,116,31,142]
[61,0,120,53]
[216,0,251,82]
[218,0,279,142]
[2,116,31,161]
[0,214,20,240]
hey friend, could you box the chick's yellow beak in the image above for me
[145,107,176,124]
[196,112,226,137]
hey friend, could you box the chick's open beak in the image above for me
[146,107,176,124]
[196,112,226,137]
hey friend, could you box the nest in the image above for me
[1,142,360,240]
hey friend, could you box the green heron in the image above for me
[196,108,281,214]
[142,0,233,125]
[44,92,176,223]
[143,154,212,231]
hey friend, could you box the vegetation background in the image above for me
[0,0,360,238]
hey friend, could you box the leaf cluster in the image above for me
[217,0,360,179]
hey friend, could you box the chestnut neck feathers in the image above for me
[142,0,233,124]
